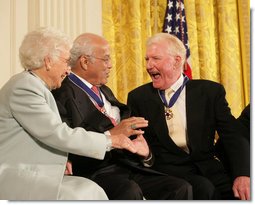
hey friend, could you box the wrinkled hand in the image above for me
[64,160,73,175]
[109,117,148,136]
[132,134,149,158]
[110,134,137,153]
[232,176,250,200]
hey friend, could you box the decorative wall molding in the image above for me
[0,0,102,88]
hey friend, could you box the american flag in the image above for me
[163,0,192,79]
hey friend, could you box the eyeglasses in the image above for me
[84,55,111,64]
[58,56,71,66]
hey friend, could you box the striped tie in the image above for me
[91,85,100,96]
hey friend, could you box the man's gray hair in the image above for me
[69,36,95,68]
[147,33,187,68]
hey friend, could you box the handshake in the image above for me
[65,117,150,176]
[108,117,149,158]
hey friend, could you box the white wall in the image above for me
[0,0,102,88]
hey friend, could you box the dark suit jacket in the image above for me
[52,77,163,178]
[127,80,250,181]
[237,103,250,142]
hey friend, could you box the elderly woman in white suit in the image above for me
[0,27,145,200]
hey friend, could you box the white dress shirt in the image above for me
[164,74,189,153]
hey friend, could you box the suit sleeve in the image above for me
[127,91,140,117]
[52,84,82,128]
[127,90,155,167]
[237,104,250,142]
[214,85,250,178]
[10,79,107,160]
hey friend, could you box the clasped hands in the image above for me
[109,117,149,158]
[65,117,149,176]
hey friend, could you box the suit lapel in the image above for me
[145,90,168,136]
[144,85,183,151]
[67,80,130,131]
[67,79,97,117]
[186,81,205,151]
[66,79,113,132]
[100,85,130,119]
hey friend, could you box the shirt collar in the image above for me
[166,73,184,93]
[71,72,93,89]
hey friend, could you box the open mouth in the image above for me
[150,72,161,80]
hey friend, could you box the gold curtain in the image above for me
[102,0,250,117]
[102,0,166,103]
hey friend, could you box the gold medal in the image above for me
[165,107,173,120]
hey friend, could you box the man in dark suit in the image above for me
[52,33,192,200]
[237,103,250,142]
[215,103,250,173]
[127,33,250,200]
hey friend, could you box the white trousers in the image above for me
[58,175,108,200]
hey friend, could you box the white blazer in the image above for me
[0,71,107,199]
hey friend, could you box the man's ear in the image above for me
[174,55,182,68]
[80,55,88,70]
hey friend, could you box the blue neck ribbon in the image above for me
[159,75,189,108]
[68,73,104,107]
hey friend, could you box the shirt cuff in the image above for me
[105,133,113,152]
[104,130,111,136]
[142,150,154,167]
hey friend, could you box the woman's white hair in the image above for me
[19,27,72,70]
[146,33,187,68]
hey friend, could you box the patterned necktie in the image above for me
[91,86,117,126]
[91,85,100,96]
